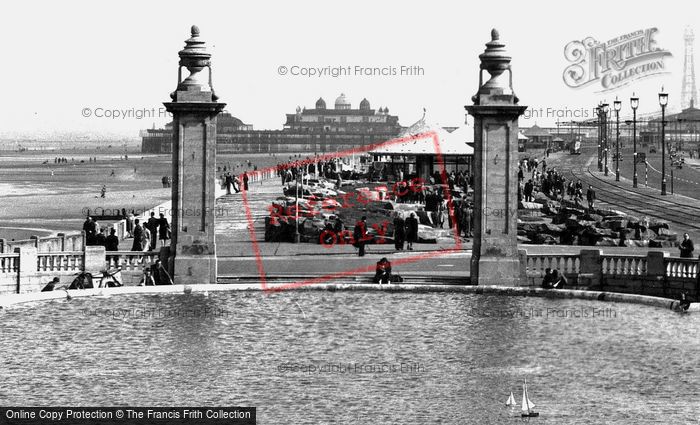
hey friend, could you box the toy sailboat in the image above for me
[505,392,516,407]
[521,379,539,417]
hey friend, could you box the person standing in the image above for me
[353,216,368,257]
[105,228,119,251]
[95,229,107,247]
[131,219,143,251]
[462,202,473,238]
[126,210,135,238]
[147,212,159,250]
[405,212,419,251]
[333,216,344,240]
[524,180,534,202]
[586,185,596,210]
[224,172,232,195]
[141,224,152,253]
[158,213,170,247]
[680,233,694,258]
[83,216,94,245]
[242,172,249,191]
[89,218,100,246]
[425,189,439,226]
[438,199,448,229]
[393,212,406,251]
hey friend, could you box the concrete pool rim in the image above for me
[0,283,694,312]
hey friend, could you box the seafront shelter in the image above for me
[369,114,474,182]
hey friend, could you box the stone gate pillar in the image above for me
[465,29,527,286]
[164,26,225,284]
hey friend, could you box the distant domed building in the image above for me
[143,95,403,154]
[276,93,402,152]
[359,98,370,111]
[335,93,351,110]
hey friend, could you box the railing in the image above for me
[525,254,580,277]
[106,251,160,271]
[37,251,84,272]
[0,253,19,274]
[601,255,647,277]
[1,233,85,254]
[666,258,699,279]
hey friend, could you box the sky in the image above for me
[1,0,696,139]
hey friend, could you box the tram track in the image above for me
[566,163,700,232]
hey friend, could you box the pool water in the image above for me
[0,291,698,424]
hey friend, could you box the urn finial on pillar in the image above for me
[170,25,219,101]
[472,28,519,105]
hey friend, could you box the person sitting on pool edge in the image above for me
[138,267,156,286]
[678,291,691,312]
[550,270,567,289]
[542,269,567,289]
[41,277,60,292]
[541,268,553,289]
[373,257,392,284]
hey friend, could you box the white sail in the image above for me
[506,392,516,406]
[522,383,536,412]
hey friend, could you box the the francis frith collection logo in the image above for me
[563,28,672,92]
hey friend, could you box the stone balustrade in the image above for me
[524,253,581,278]
[0,246,166,294]
[106,251,160,271]
[1,245,698,301]
[522,249,699,301]
[37,251,84,272]
[601,254,648,276]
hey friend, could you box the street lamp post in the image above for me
[614,97,621,181]
[659,89,668,195]
[597,104,603,171]
[631,94,639,187]
[603,102,610,176]
[294,166,301,243]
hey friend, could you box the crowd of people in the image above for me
[129,212,170,252]
[82,211,171,253]
[519,158,597,210]
[222,171,249,194]
[276,156,362,184]
[83,216,120,250]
